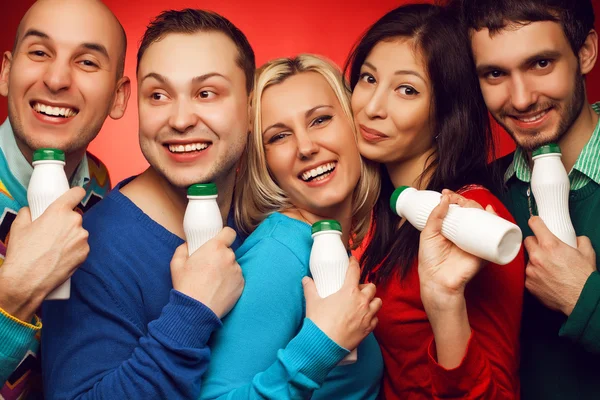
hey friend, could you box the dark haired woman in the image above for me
[345,4,525,399]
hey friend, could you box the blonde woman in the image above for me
[200,55,383,399]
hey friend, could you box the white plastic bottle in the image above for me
[183,183,222,256]
[27,148,71,300]
[310,220,357,365]
[531,143,577,248]
[390,186,522,265]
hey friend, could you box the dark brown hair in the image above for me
[449,0,595,56]
[344,3,498,284]
[137,9,255,93]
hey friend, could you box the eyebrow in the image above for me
[81,43,110,60]
[363,61,425,81]
[141,72,229,85]
[22,29,49,42]
[476,50,562,75]
[21,28,110,60]
[262,105,333,135]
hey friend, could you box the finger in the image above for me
[360,283,377,300]
[445,192,484,210]
[422,194,450,235]
[214,227,237,248]
[577,236,596,261]
[368,297,382,314]
[51,187,86,211]
[485,204,498,216]
[523,235,538,253]
[524,263,536,279]
[12,207,32,228]
[170,243,189,268]
[369,316,379,331]
[441,189,456,195]
[342,257,361,288]
[528,216,560,247]
[302,276,320,302]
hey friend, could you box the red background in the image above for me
[1,0,600,184]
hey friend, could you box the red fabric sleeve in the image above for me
[427,186,525,399]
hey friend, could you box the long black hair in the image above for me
[344,3,500,284]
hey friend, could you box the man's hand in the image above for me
[302,257,381,350]
[0,187,88,321]
[171,227,244,318]
[524,216,596,316]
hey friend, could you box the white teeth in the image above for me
[168,142,210,153]
[301,162,336,181]
[33,102,77,118]
[518,111,547,123]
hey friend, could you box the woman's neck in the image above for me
[386,148,436,190]
[283,197,354,247]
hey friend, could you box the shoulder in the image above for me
[458,185,515,223]
[236,212,312,276]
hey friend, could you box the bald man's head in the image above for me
[13,0,127,78]
[0,0,131,165]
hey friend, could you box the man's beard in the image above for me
[492,72,586,151]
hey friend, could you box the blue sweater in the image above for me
[201,212,383,399]
[41,179,227,400]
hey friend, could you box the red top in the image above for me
[370,186,524,399]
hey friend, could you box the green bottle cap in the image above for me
[311,219,342,234]
[187,183,217,196]
[532,143,561,157]
[390,186,410,213]
[33,148,65,162]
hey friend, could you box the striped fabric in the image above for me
[504,102,600,189]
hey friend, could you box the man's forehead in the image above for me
[18,0,122,54]
[470,21,568,65]
[139,32,241,79]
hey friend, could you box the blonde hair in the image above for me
[234,54,380,248]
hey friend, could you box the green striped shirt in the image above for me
[504,102,600,189]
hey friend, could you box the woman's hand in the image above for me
[418,190,495,311]
[303,257,382,350]
[418,190,496,368]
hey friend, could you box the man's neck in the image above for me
[120,166,236,239]
[15,138,85,182]
[556,103,598,173]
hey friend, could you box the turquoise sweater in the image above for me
[501,174,600,399]
[200,212,383,399]
[0,118,110,398]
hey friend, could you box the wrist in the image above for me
[420,283,466,314]
[0,263,40,322]
[562,271,594,317]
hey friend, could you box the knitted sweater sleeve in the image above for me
[0,307,41,383]
[559,271,600,353]
[200,237,348,400]
[41,259,220,400]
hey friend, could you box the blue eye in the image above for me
[268,132,289,143]
[311,115,332,126]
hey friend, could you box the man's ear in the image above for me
[0,52,13,98]
[579,29,598,75]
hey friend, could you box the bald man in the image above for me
[0,0,130,396]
